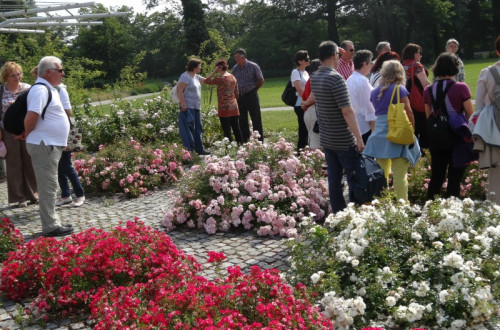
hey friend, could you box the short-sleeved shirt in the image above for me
[291,69,309,106]
[347,71,376,135]
[26,77,69,147]
[423,79,471,114]
[310,65,354,150]
[370,84,410,116]
[232,60,263,94]
[337,58,354,80]
[204,74,239,117]
[58,84,71,110]
[178,72,202,109]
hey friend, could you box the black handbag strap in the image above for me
[429,79,455,117]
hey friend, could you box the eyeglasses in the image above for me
[348,49,355,52]
[50,68,64,73]
[304,58,310,62]
[8,73,21,78]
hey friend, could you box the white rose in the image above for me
[386,296,397,307]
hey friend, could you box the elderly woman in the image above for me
[473,35,500,204]
[363,60,421,201]
[0,61,38,207]
[423,53,474,200]
[291,50,310,151]
[204,59,242,143]
[176,58,210,155]
[369,51,401,87]
[402,43,431,149]
[445,38,465,82]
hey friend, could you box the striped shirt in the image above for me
[337,58,354,80]
[310,66,355,150]
[232,60,264,94]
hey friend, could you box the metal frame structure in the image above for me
[0,2,127,34]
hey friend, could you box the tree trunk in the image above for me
[326,1,339,43]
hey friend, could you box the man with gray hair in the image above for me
[445,38,465,82]
[375,41,391,57]
[24,56,73,237]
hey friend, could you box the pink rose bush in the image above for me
[0,220,331,328]
[162,137,329,237]
[0,218,24,262]
[74,139,190,197]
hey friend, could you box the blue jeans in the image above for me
[324,146,360,213]
[178,108,204,153]
[58,151,84,198]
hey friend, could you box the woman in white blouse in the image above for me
[291,50,310,152]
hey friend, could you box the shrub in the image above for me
[74,140,190,197]
[162,136,329,237]
[287,197,500,329]
[0,218,24,262]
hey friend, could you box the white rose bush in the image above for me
[162,136,329,237]
[286,197,500,329]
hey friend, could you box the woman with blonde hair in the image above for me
[0,61,38,207]
[363,60,421,201]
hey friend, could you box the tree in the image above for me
[181,0,210,56]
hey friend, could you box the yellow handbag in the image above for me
[386,84,415,145]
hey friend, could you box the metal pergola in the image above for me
[0,2,127,34]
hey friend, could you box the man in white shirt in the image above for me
[346,50,377,143]
[24,56,73,237]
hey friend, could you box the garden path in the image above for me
[0,179,289,329]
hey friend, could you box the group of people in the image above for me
[295,37,500,213]
[175,49,264,155]
[0,56,85,237]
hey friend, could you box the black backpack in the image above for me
[351,154,387,204]
[426,80,456,152]
[2,83,52,135]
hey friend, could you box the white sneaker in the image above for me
[56,196,72,206]
[74,196,85,207]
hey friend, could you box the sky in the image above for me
[35,0,151,15]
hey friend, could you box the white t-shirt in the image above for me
[291,69,309,106]
[26,78,70,147]
[58,84,71,110]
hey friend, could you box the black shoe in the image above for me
[43,226,74,237]
[197,150,211,156]
[62,223,74,229]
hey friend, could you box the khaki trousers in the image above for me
[488,166,500,204]
[3,131,38,203]
[26,142,63,234]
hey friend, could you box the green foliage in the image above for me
[118,50,148,90]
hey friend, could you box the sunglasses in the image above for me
[304,58,310,62]
[50,68,64,73]
[348,49,355,52]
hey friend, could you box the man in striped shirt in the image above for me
[310,40,364,214]
[337,40,355,80]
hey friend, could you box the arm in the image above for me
[463,99,474,120]
[293,79,305,97]
[474,68,488,110]
[255,78,264,91]
[424,103,431,119]
[301,92,315,111]
[201,68,218,84]
[23,111,40,139]
[177,81,188,112]
[401,96,415,129]
[341,105,365,152]
[416,70,430,88]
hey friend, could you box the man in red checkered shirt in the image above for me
[337,40,355,80]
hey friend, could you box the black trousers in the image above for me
[237,89,263,142]
[294,106,308,151]
[219,116,243,143]
[413,110,429,149]
[427,149,466,200]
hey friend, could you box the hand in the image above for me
[181,104,187,112]
[12,132,25,140]
[356,139,365,153]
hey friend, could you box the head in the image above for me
[401,43,422,62]
[379,60,406,86]
[294,50,310,66]
[234,48,247,66]
[371,51,401,73]
[432,52,460,77]
[186,58,202,73]
[376,41,391,55]
[353,50,373,75]
[445,39,459,54]
[307,59,321,75]
[496,35,500,56]
[1,61,23,85]
[215,59,228,72]
[340,40,355,61]
[38,56,64,87]
[318,40,340,68]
